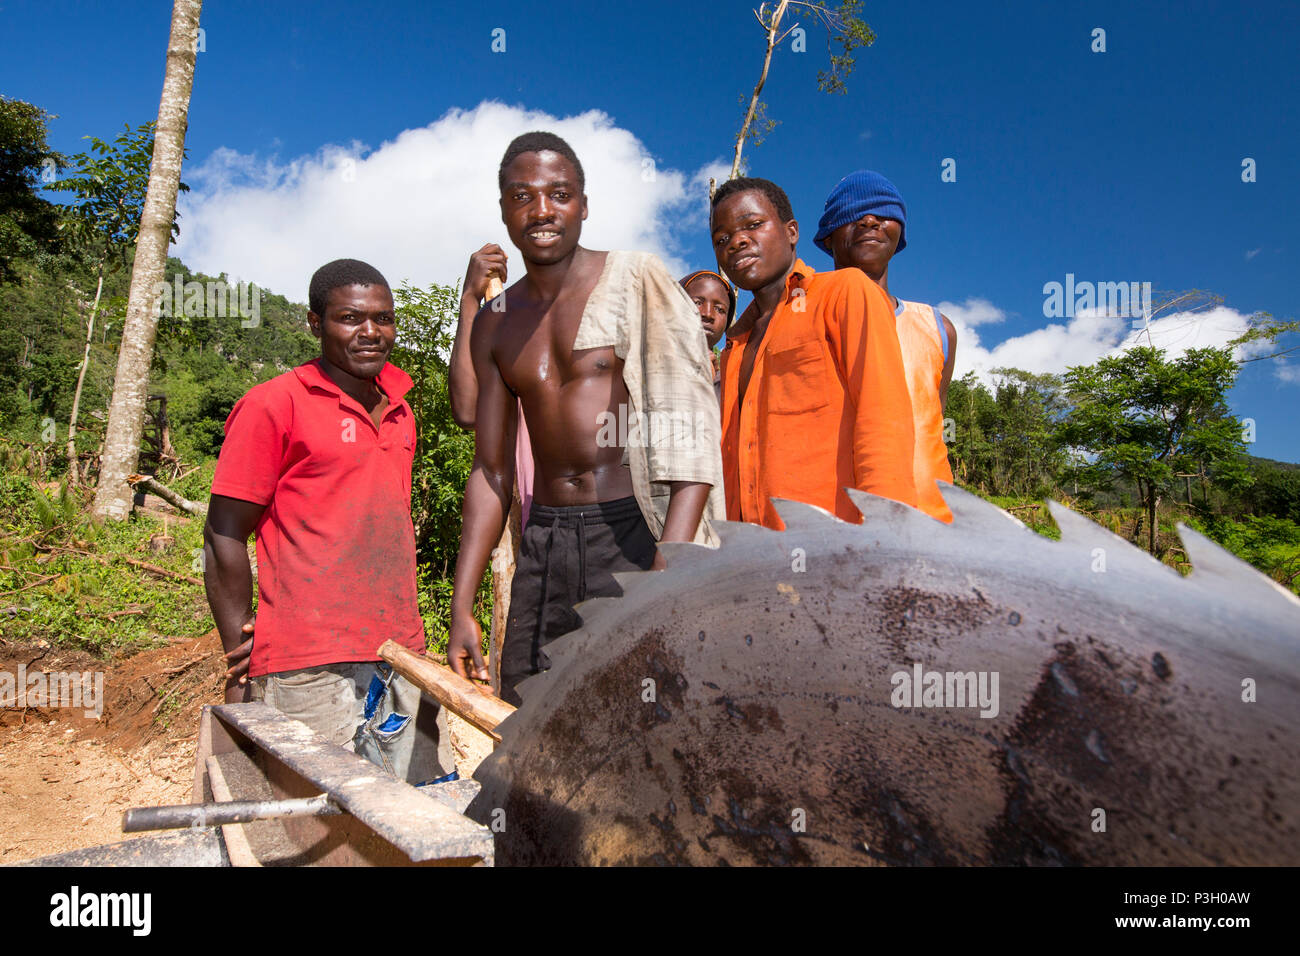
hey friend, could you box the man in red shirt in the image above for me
[203,258,455,784]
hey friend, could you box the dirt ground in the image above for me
[0,632,494,864]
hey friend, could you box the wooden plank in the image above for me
[211,703,492,865]
[205,754,262,868]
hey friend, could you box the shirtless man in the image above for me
[447,132,721,704]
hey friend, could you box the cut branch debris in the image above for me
[127,474,207,516]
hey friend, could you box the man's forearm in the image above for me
[450,464,511,618]
[659,480,710,542]
[449,293,481,429]
[203,532,255,654]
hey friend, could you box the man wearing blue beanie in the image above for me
[813,169,910,258]
[814,170,958,523]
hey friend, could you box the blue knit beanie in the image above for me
[813,170,907,257]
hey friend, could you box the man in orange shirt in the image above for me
[814,170,957,522]
[711,177,917,529]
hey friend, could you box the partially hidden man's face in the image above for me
[308,283,396,380]
[500,150,588,265]
[686,274,731,348]
[711,189,799,292]
[829,213,902,277]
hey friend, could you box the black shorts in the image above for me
[500,496,657,706]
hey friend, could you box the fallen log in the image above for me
[48,546,204,587]
[127,473,207,516]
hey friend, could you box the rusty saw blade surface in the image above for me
[469,486,1300,865]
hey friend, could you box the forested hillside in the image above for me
[1,252,317,461]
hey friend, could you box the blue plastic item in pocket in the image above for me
[364,673,386,720]
[373,711,411,740]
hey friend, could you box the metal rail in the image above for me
[123,793,341,832]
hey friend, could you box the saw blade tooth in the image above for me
[1046,499,1171,566]
[573,595,627,628]
[1046,498,1115,547]
[712,518,775,547]
[844,487,931,527]
[655,540,712,572]
[1045,496,1159,556]
[937,483,1031,533]
[1177,521,1300,609]
[610,569,652,594]
[513,665,561,708]
[538,627,590,672]
[772,497,844,530]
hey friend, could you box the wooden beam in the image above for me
[489,496,520,696]
[377,640,515,742]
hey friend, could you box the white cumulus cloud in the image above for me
[1275,362,1300,385]
[936,297,1006,328]
[939,297,1279,383]
[173,101,724,301]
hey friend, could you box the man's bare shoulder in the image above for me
[468,293,511,356]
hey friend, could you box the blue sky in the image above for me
[3,0,1296,461]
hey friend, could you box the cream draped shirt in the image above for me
[572,251,725,547]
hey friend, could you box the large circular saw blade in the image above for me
[469,486,1300,865]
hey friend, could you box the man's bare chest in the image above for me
[497,306,619,394]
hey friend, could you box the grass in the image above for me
[0,472,214,656]
[0,457,493,661]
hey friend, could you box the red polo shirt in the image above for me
[211,359,425,677]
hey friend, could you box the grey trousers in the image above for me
[252,661,456,785]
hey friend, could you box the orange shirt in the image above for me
[720,259,917,529]
[896,299,955,523]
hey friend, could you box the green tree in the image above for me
[1242,461,1300,523]
[388,279,488,653]
[945,371,998,491]
[986,368,1068,497]
[725,1,875,187]
[0,96,64,283]
[389,280,470,560]
[944,369,1068,497]
[48,122,187,484]
[1058,346,1251,555]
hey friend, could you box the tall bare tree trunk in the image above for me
[730,0,789,181]
[66,260,105,486]
[92,0,202,521]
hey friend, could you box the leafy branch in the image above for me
[727,0,875,186]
